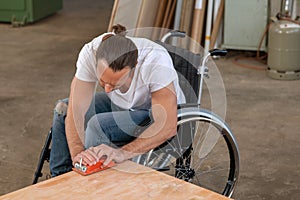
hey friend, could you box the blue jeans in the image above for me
[49,92,151,177]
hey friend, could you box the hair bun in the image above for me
[112,24,127,36]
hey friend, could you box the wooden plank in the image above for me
[160,0,176,39]
[136,0,160,28]
[107,0,143,32]
[152,0,168,40]
[161,0,173,29]
[135,0,161,38]
[180,0,194,35]
[179,0,195,48]
[209,0,224,49]
[166,0,177,29]
[107,0,120,32]
[190,0,207,53]
[154,0,168,27]
[0,161,232,200]
[179,0,187,30]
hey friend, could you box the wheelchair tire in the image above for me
[134,107,240,197]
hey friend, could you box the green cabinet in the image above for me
[0,0,62,25]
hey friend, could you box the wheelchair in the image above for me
[33,31,240,198]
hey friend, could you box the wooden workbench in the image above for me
[0,161,231,200]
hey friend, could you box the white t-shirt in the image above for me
[75,33,186,110]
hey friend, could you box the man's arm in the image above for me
[93,83,178,166]
[65,77,96,163]
[121,83,178,156]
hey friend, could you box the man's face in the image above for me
[97,59,132,93]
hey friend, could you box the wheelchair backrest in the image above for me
[155,41,201,104]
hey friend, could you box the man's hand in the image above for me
[73,147,99,167]
[73,144,130,167]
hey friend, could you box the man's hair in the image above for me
[96,24,138,72]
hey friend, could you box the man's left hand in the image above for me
[89,144,129,166]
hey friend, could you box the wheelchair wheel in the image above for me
[136,108,239,197]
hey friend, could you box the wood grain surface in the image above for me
[0,161,232,200]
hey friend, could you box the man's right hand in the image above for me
[72,147,99,166]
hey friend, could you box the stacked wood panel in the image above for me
[108,0,224,52]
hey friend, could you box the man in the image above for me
[50,24,185,176]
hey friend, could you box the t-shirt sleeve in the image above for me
[75,44,98,82]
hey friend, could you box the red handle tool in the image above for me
[73,158,115,176]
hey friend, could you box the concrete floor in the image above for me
[0,0,299,199]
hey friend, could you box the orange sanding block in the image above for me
[73,158,115,176]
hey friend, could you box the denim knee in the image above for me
[85,115,110,148]
[54,99,69,117]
